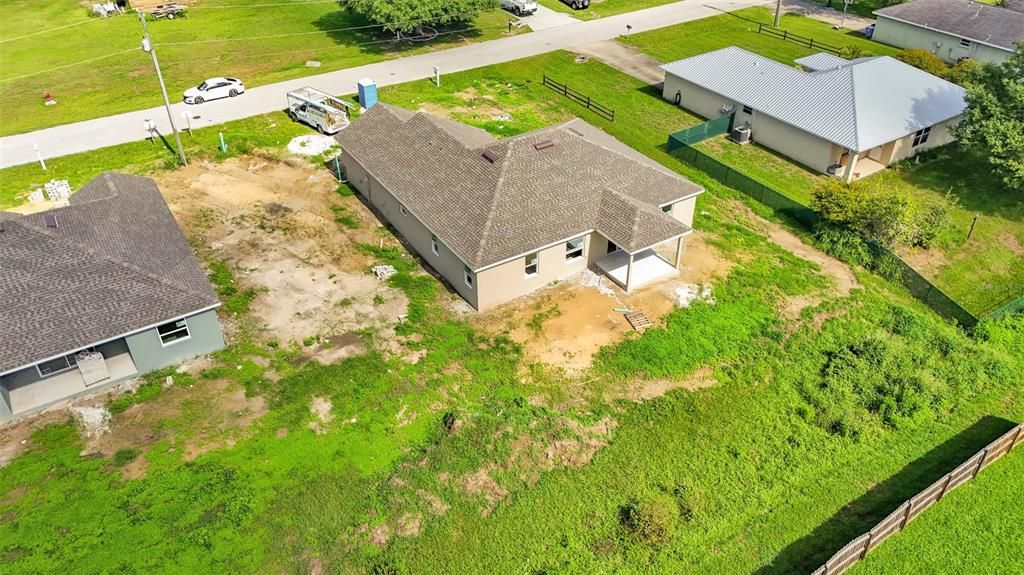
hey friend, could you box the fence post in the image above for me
[810,38,815,49]
[860,532,872,559]
[586,95,591,110]
[898,501,912,530]
[1011,426,1024,450]
[783,30,788,40]
[973,448,989,477]
[936,473,954,501]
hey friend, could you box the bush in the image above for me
[814,224,873,267]
[619,494,679,545]
[895,49,949,77]
[113,448,140,466]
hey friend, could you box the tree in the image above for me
[945,58,979,86]
[894,48,948,77]
[955,45,1024,193]
[811,178,948,248]
[345,0,499,34]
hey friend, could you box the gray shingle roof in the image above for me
[0,173,220,374]
[336,104,701,269]
[874,0,1024,51]
[661,47,967,152]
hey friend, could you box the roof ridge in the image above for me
[473,142,514,267]
[559,121,689,185]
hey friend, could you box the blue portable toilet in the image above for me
[357,78,377,110]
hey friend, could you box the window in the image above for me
[661,204,672,213]
[399,204,407,216]
[959,38,971,48]
[431,234,439,255]
[37,355,77,377]
[565,237,584,261]
[742,105,753,115]
[524,253,539,277]
[607,241,619,254]
[912,126,931,147]
[463,265,474,288]
[158,319,191,346]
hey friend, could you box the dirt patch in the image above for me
[308,396,334,435]
[1000,232,1024,255]
[504,416,618,486]
[157,157,409,352]
[394,511,423,537]
[369,524,390,546]
[416,489,450,516]
[457,467,508,516]
[627,366,717,401]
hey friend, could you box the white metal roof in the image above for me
[661,47,967,152]
[794,52,852,71]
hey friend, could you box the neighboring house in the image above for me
[661,47,967,182]
[872,0,1024,64]
[0,173,225,422]
[335,104,704,311]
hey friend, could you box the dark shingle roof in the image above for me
[874,0,1024,51]
[336,104,702,269]
[0,173,220,374]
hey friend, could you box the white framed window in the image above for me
[661,204,672,213]
[912,126,931,147]
[959,38,971,48]
[431,234,439,255]
[524,252,539,277]
[742,105,753,115]
[463,265,474,289]
[158,318,191,346]
[565,237,585,261]
[399,204,407,216]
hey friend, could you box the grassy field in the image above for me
[851,447,1024,574]
[535,0,677,20]
[620,6,898,65]
[0,0,518,136]
[2,50,1023,574]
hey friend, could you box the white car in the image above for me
[501,0,537,15]
[183,77,245,104]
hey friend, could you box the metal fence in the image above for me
[542,75,615,122]
[811,423,1024,575]
[666,125,992,327]
[756,22,843,56]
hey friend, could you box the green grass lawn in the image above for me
[535,0,677,20]
[696,135,822,205]
[0,0,518,136]
[621,6,898,65]
[2,49,1023,575]
[850,446,1024,575]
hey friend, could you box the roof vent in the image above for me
[482,149,498,163]
[533,140,555,151]
[44,214,58,229]
[0,222,5,233]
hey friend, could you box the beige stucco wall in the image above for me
[668,196,697,228]
[663,76,731,120]
[340,149,479,309]
[475,232,601,311]
[885,116,960,163]
[872,17,1012,64]
[750,112,839,173]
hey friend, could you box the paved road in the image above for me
[0,0,767,169]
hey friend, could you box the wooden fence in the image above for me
[756,23,843,56]
[810,423,1024,575]
[542,75,615,122]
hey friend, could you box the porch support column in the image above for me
[842,151,860,183]
[674,237,683,269]
[625,252,635,293]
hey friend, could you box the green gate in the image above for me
[667,113,735,149]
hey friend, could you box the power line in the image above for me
[0,11,137,44]
[0,49,140,83]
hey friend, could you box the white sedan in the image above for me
[183,77,245,104]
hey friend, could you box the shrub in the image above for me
[113,448,140,466]
[814,224,873,267]
[619,494,679,545]
[946,58,979,86]
[895,49,949,77]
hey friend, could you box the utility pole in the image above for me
[773,0,782,27]
[138,11,187,166]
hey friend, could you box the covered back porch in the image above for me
[594,234,686,293]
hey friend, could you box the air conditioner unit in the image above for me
[731,126,752,145]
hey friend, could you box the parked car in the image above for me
[501,0,538,15]
[183,77,245,104]
[560,0,589,9]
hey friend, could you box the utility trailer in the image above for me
[286,87,356,134]
[149,3,187,19]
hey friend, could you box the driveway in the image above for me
[0,0,769,169]
[573,40,665,85]
[523,5,580,31]
[782,0,874,29]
